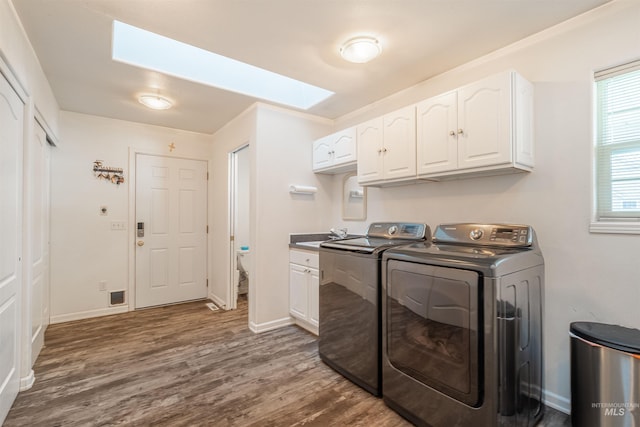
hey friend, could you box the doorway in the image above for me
[135,154,208,308]
[229,145,250,310]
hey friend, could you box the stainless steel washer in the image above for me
[319,222,429,396]
[382,223,544,426]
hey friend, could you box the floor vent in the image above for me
[109,290,126,306]
[205,302,219,312]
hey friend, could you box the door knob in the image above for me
[137,241,145,247]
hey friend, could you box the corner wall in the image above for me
[330,0,640,413]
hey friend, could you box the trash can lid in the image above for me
[570,322,640,355]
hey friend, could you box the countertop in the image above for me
[288,233,360,251]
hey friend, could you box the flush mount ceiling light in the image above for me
[340,36,382,63]
[138,94,173,110]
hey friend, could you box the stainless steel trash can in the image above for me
[570,322,640,427]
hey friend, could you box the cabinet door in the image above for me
[312,135,333,170]
[332,128,356,165]
[383,105,416,181]
[457,72,512,170]
[357,117,384,184]
[289,263,309,320]
[416,91,458,175]
[309,268,319,327]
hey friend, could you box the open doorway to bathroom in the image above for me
[229,144,250,310]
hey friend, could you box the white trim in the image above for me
[0,54,28,103]
[543,389,571,415]
[50,305,129,324]
[208,292,227,310]
[19,370,35,391]
[249,317,294,334]
[292,318,318,336]
[33,107,59,146]
[590,221,640,234]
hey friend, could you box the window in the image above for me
[592,60,640,233]
[111,21,334,110]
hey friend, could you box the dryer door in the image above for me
[385,260,482,407]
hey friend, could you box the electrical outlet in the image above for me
[99,280,107,291]
[111,221,127,231]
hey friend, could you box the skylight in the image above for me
[112,21,334,110]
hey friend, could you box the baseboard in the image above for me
[249,316,294,333]
[544,389,571,415]
[208,293,227,310]
[50,305,130,324]
[20,370,35,391]
[292,318,319,336]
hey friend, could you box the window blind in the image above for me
[595,60,640,221]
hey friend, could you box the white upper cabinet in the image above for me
[312,127,357,173]
[358,105,416,185]
[417,70,534,179]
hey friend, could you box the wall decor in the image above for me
[93,160,125,185]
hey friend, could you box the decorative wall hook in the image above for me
[93,160,125,185]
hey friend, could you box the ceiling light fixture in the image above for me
[340,36,382,63]
[138,94,173,110]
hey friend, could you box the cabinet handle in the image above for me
[449,130,456,136]
[457,129,464,135]
[377,149,382,154]
[382,147,388,153]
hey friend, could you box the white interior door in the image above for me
[0,72,24,424]
[135,155,208,308]
[29,121,51,365]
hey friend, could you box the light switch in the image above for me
[111,221,127,231]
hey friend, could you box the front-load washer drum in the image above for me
[385,260,482,407]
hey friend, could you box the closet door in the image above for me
[0,71,25,424]
[29,121,51,365]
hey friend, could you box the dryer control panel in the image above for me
[434,223,533,247]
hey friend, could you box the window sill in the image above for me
[589,221,640,235]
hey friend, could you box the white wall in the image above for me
[209,106,257,310]
[0,0,59,137]
[329,0,640,413]
[252,105,333,330]
[50,111,212,322]
[209,103,333,329]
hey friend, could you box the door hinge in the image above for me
[206,279,208,287]
[207,172,209,180]
[206,225,209,233]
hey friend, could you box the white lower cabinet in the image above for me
[289,249,319,334]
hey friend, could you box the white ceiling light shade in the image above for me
[340,37,382,63]
[138,94,173,110]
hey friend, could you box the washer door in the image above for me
[385,260,482,407]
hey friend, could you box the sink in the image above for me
[295,240,325,248]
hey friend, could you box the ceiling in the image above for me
[13,0,612,135]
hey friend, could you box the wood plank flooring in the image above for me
[5,297,570,426]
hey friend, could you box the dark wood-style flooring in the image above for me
[5,297,570,426]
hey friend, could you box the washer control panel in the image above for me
[434,223,533,247]
[367,222,429,240]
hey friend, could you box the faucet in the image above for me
[329,227,348,239]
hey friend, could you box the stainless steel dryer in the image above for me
[319,222,429,396]
[382,223,544,427]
